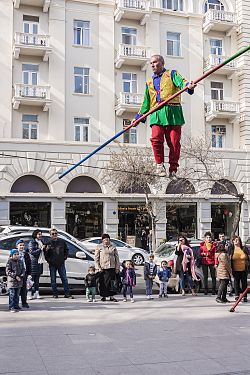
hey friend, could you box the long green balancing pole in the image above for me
[59,45,250,179]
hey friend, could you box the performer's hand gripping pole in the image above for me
[59,45,250,179]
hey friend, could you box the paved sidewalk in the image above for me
[0,294,249,375]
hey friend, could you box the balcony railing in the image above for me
[115,44,150,69]
[203,9,237,33]
[13,32,51,61]
[115,92,144,116]
[115,0,150,23]
[204,55,237,76]
[15,32,50,47]
[13,84,51,111]
[205,100,239,121]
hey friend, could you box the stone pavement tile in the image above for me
[120,350,168,365]
[178,359,227,375]
[214,354,250,373]
[0,354,46,373]
[94,364,143,375]
[42,355,91,371]
[47,368,96,375]
[89,352,132,370]
[136,362,190,375]
[0,372,48,375]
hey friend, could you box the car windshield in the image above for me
[155,244,175,257]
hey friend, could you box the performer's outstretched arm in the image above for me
[171,70,196,95]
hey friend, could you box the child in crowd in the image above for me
[16,239,32,308]
[121,260,136,303]
[215,243,232,303]
[6,249,25,313]
[144,254,157,300]
[157,260,171,298]
[85,266,97,302]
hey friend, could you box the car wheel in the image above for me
[132,253,144,266]
[0,272,8,296]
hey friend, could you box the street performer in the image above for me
[133,55,196,179]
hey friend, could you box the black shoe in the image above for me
[110,297,118,302]
[15,306,22,310]
[212,290,216,295]
[101,297,106,301]
[215,297,222,303]
[222,299,230,303]
[64,294,74,299]
[22,303,30,308]
[204,290,208,295]
[53,295,58,299]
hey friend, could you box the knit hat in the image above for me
[16,239,24,246]
[10,249,18,257]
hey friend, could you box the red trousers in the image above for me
[150,125,181,172]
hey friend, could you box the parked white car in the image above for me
[81,237,149,265]
[0,232,95,290]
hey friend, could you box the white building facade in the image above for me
[0,0,250,245]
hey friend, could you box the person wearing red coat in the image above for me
[199,232,217,295]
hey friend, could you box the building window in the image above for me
[210,39,223,55]
[162,0,183,11]
[167,32,181,56]
[74,117,89,142]
[22,114,38,139]
[211,82,223,100]
[23,15,39,34]
[74,20,90,46]
[204,0,224,12]
[74,67,90,94]
[22,64,38,85]
[211,125,226,148]
[123,119,137,144]
[122,27,137,45]
[122,73,137,93]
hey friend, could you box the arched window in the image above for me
[11,175,50,193]
[211,179,237,195]
[166,179,195,194]
[66,176,102,193]
[204,0,224,12]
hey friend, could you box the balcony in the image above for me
[115,92,143,116]
[12,84,51,112]
[13,32,52,62]
[204,55,238,77]
[205,100,240,122]
[13,0,50,12]
[115,44,150,70]
[114,0,150,25]
[203,9,237,34]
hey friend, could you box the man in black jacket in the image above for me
[16,239,32,308]
[47,229,73,299]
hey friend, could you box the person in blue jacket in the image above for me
[157,260,171,298]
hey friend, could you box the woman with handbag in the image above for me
[231,235,250,302]
[175,236,198,296]
[28,229,47,299]
[94,233,120,302]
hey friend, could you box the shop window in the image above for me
[66,202,103,239]
[166,179,195,194]
[166,203,197,240]
[66,176,102,193]
[11,175,50,193]
[211,203,236,239]
[10,202,51,227]
[211,179,237,195]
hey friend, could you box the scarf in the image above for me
[205,241,212,251]
[35,239,44,250]
[182,246,198,281]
